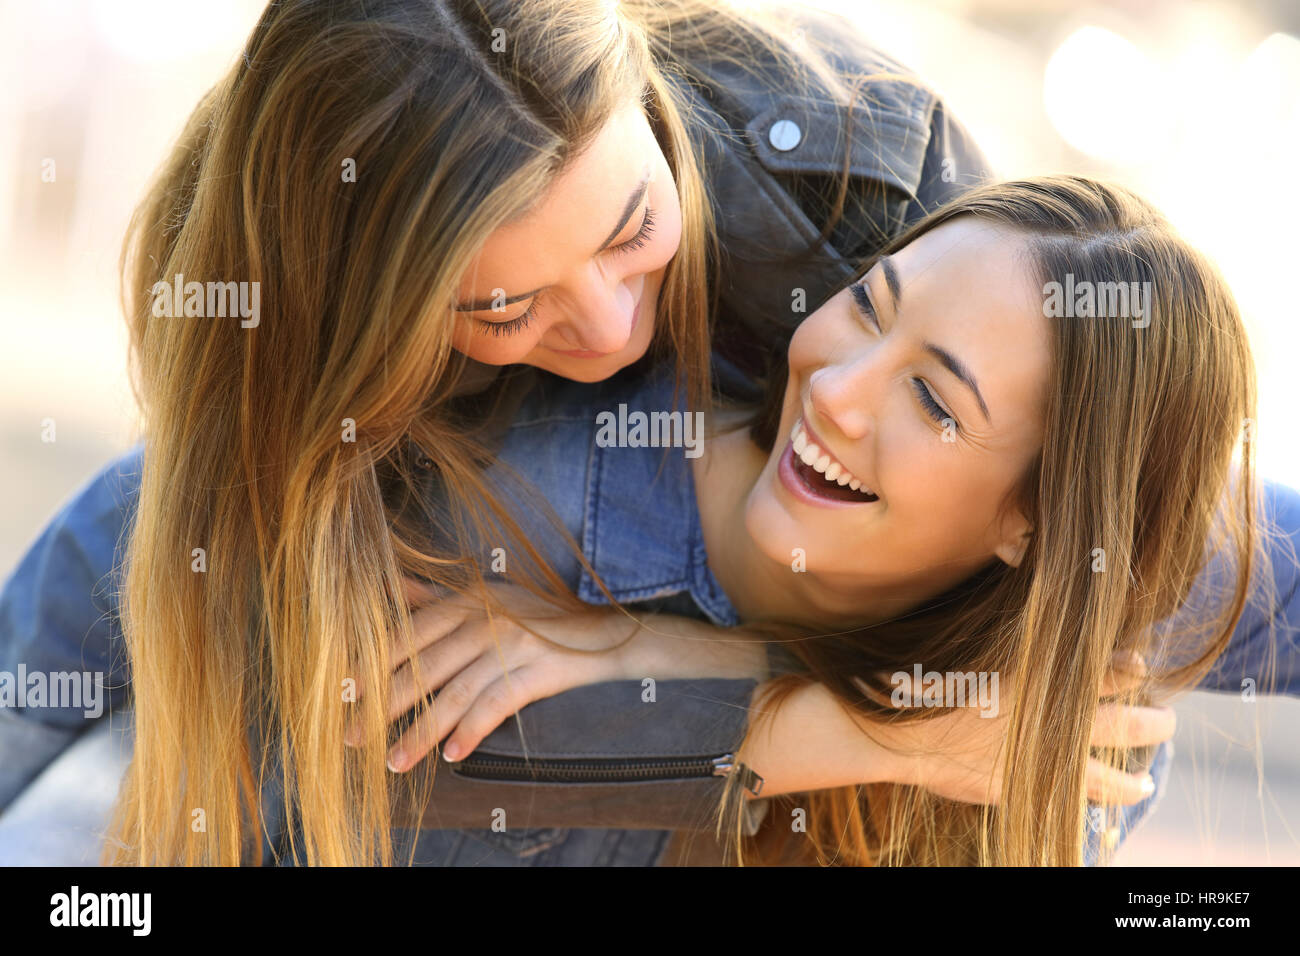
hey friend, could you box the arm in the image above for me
[1192,478,1300,698]
[386,600,1169,836]
[0,446,140,811]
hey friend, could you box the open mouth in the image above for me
[782,418,880,504]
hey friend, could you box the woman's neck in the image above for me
[691,409,966,632]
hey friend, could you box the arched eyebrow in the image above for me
[453,166,652,313]
[877,255,992,425]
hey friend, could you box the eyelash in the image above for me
[474,206,657,337]
[911,379,954,428]
[476,297,540,337]
[610,205,656,254]
[849,280,959,432]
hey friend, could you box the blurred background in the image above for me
[0,0,1295,863]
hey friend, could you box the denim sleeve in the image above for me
[0,445,142,730]
[1192,478,1300,698]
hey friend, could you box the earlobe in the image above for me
[994,510,1033,568]
[994,531,1031,568]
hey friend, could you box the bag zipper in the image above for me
[452,751,764,796]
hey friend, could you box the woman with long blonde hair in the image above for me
[88,0,1000,866]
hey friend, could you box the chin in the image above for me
[743,485,808,570]
[549,354,635,382]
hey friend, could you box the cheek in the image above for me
[880,435,1003,546]
[787,300,847,376]
[786,317,823,377]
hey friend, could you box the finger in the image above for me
[387,655,513,772]
[386,625,486,723]
[347,600,470,709]
[1090,702,1176,748]
[402,575,442,607]
[1099,649,1148,697]
[345,615,480,746]
[442,664,562,762]
[389,598,476,671]
[1085,756,1156,805]
[344,625,483,747]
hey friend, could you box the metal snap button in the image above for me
[768,119,802,152]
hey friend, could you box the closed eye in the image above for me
[912,378,957,430]
[851,280,959,431]
[608,205,656,255]
[850,281,880,331]
[475,294,541,336]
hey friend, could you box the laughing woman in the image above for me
[378,175,1287,866]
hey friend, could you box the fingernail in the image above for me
[1140,775,1155,796]
[443,743,461,763]
[387,752,404,773]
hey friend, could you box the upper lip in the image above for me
[796,412,875,495]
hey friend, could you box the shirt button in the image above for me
[768,119,802,152]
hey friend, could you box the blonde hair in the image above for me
[106,0,729,866]
[724,175,1275,866]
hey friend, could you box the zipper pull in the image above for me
[711,753,764,797]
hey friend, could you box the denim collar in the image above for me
[568,372,739,629]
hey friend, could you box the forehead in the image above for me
[457,101,651,297]
[890,217,1051,439]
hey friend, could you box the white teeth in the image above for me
[790,422,877,500]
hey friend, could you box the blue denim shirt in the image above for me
[3,360,1299,864]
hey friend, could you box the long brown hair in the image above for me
[106,0,738,866]
[722,175,1274,866]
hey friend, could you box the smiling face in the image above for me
[448,98,683,381]
[745,217,1052,603]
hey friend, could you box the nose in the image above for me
[808,354,882,441]
[548,271,638,354]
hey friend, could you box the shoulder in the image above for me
[665,3,986,212]
[16,445,144,571]
[660,4,991,385]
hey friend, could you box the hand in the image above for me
[347,578,638,772]
[876,651,1174,806]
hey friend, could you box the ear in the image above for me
[993,506,1033,568]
